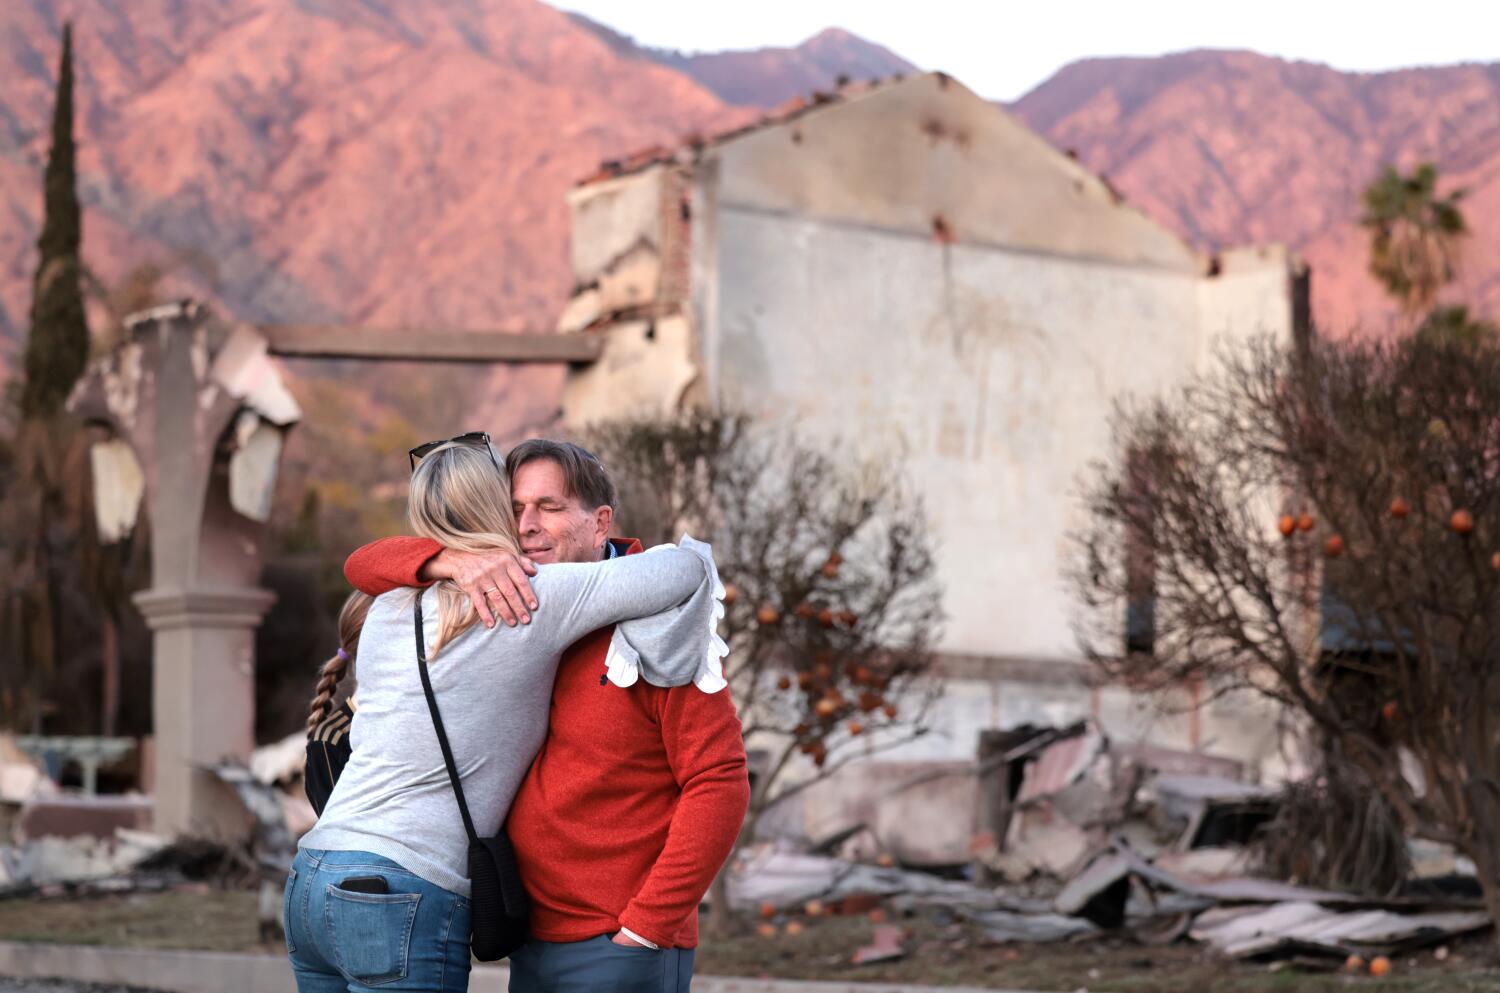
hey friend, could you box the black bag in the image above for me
[413,598,530,961]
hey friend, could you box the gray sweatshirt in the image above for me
[299,540,723,896]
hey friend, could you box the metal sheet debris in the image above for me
[1190,900,1491,958]
[1152,847,1252,881]
[727,848,993,912]
[967,907,1100,943]
[250,731,306,787]
[1014,726,1105,804]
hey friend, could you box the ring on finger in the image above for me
[483,587,501,597]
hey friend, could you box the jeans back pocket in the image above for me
[325,886,422,985]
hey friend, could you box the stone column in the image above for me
[135,589,275,838]
[70,302,300,837]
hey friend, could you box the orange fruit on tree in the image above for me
[1389,498,1411,520]
[1452,509,1475,535]
[722,583,739,605]
[838,610,858,627]
[759,901,776,920]
[818,608,836,627]
[795,602,815,620]
[821,561,840,579]
[1297,512,1315,532]
[859,692,882,713]
[797,672,813,690]
[848,721,864,736]
[828,551,844,568]
[1369,955,1392,977]
[777,675,792,691]
[1324,535,1345,558]
[882,703,898,719]
[815,698,838,718]
[757,605,780,625]
[1278,515,1296,537]
[814,661,833,681]
[804,899,824,916]
[757,922,778,939]
[811,744,828,767]
[1382,700,1399,722]
[1344,954,1365,973]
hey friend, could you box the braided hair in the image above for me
[306,591,373,734]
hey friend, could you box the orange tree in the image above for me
[1073,326,1500,927]
[587,412,942,933]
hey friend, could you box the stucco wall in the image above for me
[565,168,667,283]
[710,207,1208,660]
[1196,245,1297,365]
[713,73,1199,272]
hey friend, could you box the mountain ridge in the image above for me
[564,15,918,107]
[1011,49,1500,332]
[5,4,1499,376]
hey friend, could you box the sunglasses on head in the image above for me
[408,431,502,473]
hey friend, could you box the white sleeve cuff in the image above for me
[602,535,729,693]
[618,927,659,949]
[679,534,729,693]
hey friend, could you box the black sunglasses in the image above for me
[408,431,502,473]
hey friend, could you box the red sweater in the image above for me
[344,536,749,948]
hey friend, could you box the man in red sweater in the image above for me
[344,439,749,993]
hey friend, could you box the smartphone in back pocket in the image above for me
[336,875,390,895]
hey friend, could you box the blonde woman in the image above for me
[284,438,725,993]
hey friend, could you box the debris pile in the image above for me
[0,733,306,940]
[0,735,167,898]
[728,720,1491,965]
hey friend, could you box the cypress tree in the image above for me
[23,23,89,418]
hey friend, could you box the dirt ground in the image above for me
[1,889,1498,992]
[0,889,257,953]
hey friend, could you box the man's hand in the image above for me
[419,548,538,628]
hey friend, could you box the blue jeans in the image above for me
[509,935,694,993]
[285,848,473,993]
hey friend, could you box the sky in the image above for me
[559,0,1500,102]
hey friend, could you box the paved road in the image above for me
[0,980,165,993]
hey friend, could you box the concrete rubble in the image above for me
[0,738,300,942]
[725,720,1492,964]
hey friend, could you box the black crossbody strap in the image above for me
[414,597,479,844]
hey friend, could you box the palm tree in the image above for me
[1360,163,1468,319]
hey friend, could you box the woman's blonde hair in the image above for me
[306,590,373,733]
[408,440,521,655]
